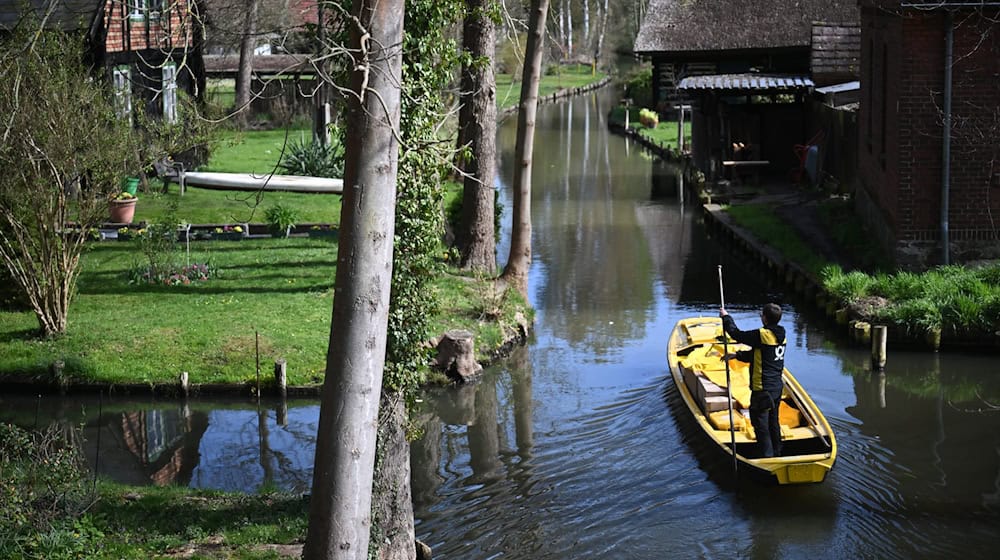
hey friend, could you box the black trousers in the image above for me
[749,389,783,458]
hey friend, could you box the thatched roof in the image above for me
[634,0,858,55]
[0,0,98,32]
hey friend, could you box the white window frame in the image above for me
[162,63,178,123]
[113,66,132,123]
[129,1,147,21]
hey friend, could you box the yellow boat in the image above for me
[667,317,836,484]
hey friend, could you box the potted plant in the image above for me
[265,204,299,238]
[109,192,137,224]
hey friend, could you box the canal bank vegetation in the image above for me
[722,202,1000,346]
[0,234,529,389]
[1,423,305,559]
[606,105,692,151]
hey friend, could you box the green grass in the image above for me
[606,105,692,150]
[44,483,306,559]
[496,63,606,112]
[137,187,342,226]
[204,128,316,175]
[0,238,529,387]
[0,238,338,386]
[725,203,829,276]
[206,64,606,121]
[134,127,343,225]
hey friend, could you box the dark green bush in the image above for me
[0,423,96,557]
[278,137,344,178]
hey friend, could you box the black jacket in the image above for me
[722,315,786,394]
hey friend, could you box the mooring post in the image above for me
[871,325,887,370]
[52,360,67,395]
[276,400,288,427]
[274,358,287,400]
[179,371,190,398]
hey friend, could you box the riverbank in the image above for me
[604,107,999,352]
[0,236,532,395]
[0,71,612,396]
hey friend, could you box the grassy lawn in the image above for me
[725,203,828,276]
[4,479,309,559]
[202,128,315,175]
[138,187,342,226]
[1,238,337,386]
[0,237,524,387]
[607,105,692,150]
[497,63,606,111]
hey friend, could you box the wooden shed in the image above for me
[634,0,859,183]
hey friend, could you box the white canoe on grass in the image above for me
[182,172,343,194]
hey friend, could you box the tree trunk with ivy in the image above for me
[370,392,417,560]
[502,0,549,298]
[303,0,404,557]
[456,0,498,273]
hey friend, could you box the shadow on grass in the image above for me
[0,327,43,344]
[77,283,333,297]
[94,490,309,543]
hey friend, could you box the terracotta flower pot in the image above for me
[109,198,137,224]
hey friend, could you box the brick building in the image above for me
[0,1,205,124]
[858,1,1000,268]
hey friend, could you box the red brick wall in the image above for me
[859,7,903,231]
[103,0,193,54]
[859,4,1000,264]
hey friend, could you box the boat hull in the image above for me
[183,172,344,194]
[667,317,837,485]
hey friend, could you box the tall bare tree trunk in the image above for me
[501,0,549,298]
[582,0,590,53]
[303,1,405,558]
[564,0,573,58]
[457,0,498,273]
[234,0,259,127]
[313,1,333,147]
[594,0,608,67]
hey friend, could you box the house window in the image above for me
[148,0,168,19]
[113,66,132,123]
[162,64,177,123]
[129,1,147,20]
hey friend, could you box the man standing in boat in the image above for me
[719,303,787,458]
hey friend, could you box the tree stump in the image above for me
[435,330,482,383]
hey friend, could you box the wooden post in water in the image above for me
[52,360,67,395]
[274,358,287,400]
[871,325,887,370]
[179,371,190,398]
[677,106,685,152]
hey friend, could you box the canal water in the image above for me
[3,89,1000,558]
